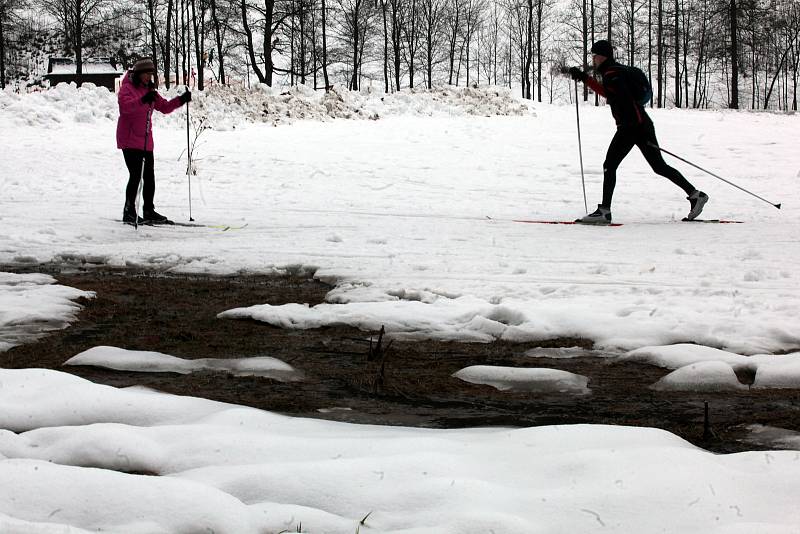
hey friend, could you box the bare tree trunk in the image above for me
[322,0,330,89]
[524,0,532,99]
[241,0,266,83]
[382,0,389,91]
[210,0,226,84]
[190,0,205,90]
[657,0,663,107]
[175,1,180,86]
[75,0,83,77]
[647,0,651,106]
[165,0,173,88]
[536,0,542,101]
[350,0,360,90]
[729,0,739,108]
[290,2,295,85]
[583,0,588,100]
[181,0,187,85]
[147,0,158,72]
[391,0,401,90]
[0,6,6,90]
[673,0,679,107]
[408,0,417,88]
[263,0,275,86]
[629,0,633,64]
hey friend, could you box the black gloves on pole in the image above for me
[141,91,157,104]
[179,90,192,104]
[568,67,588,82]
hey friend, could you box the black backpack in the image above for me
[617,65,653,106]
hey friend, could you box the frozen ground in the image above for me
[1,83,800,532]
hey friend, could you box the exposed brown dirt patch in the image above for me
[3,266,799,453]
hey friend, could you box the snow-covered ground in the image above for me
[3,367,800,534]
[1,83,800,532]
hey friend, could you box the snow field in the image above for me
[1,83,800,532]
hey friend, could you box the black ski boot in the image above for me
[122,202,145,225]
[143,209,170,224]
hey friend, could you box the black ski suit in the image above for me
[586,59,695,208]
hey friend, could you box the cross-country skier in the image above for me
[568,40,708,224]
[117,57,191,224]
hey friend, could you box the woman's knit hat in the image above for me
[133,57,156,73]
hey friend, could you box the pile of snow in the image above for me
[218,297,535,342]
[64,346,301,381]
[625,344,800,390]
[0,82,529,131]
[0,273,91,352]
[453,365,590,394]
[650,360,748,392]
[2,368,800,533]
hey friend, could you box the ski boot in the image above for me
[576,205,612,225]
[685,190,709,221]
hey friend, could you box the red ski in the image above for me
[512,220,624,227]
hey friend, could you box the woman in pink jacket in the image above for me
[117,57,191,224]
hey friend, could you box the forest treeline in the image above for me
[1,0,798,109]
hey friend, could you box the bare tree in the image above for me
[40,0,113,76]
[0,0,23,88]
[420,0,446,88]
[444,0,464,84]
[728,0,739,108]
[336,0,375,90]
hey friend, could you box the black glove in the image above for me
[568,67,588,82]
[141,91,157,104]
[179,90,192,104]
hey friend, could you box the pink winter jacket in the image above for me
[116,72,183,151]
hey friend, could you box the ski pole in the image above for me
[136,104,155,230]
[650,143,781,209]
[574,80,588,213]
[186,85,194,221]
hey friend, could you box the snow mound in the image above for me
[64,346,301,381]
[0,273,92,352]
[0,82,530,130]
[650,361,748,392]
[453,365,590,394]
[3,367,800,533]
[623,343,751,368]
[752,359,800,389]
[624,344,800,390]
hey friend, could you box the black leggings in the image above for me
[123,149,155,212]
[602,122,695,208]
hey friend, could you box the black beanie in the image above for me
[590,40,614,59]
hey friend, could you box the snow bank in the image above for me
[0,82,530,131]
[650,361,747,392]
[0,369,229,432]
[2,368,800,533]
[453,365,590,393]
[65,346,301,381]
[625,344,800,391]
[0,273,92,352]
